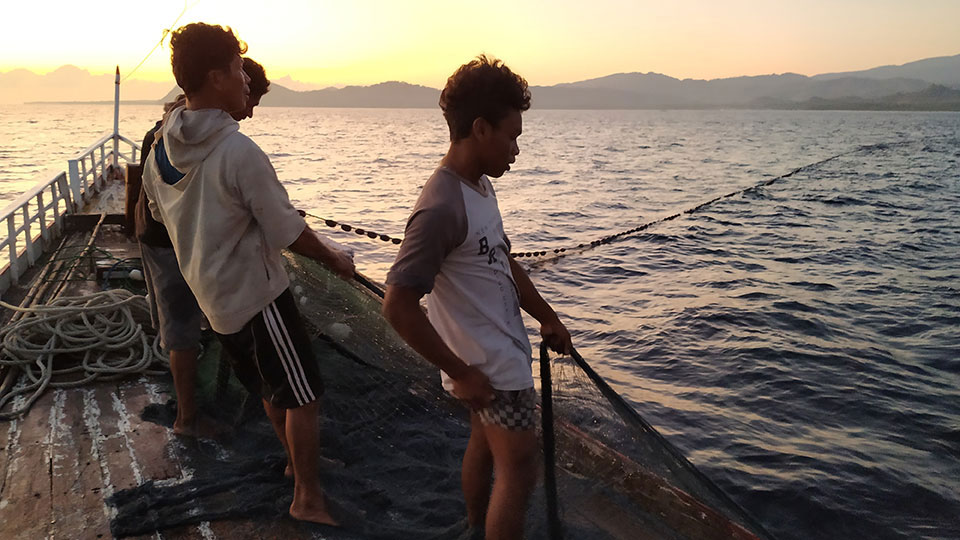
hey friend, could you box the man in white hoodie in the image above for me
[136,57,271,440]
[141,22,352,526]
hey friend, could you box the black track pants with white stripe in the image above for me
[216,289,323,409]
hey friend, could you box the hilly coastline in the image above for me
[9,54,960,111]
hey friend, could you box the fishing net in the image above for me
[539,344,774,540]
[108,251,773,539]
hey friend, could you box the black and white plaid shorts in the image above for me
[476,388,537,431]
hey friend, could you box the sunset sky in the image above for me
[2,0,959,87]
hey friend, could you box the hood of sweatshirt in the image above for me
[160,105,239,182]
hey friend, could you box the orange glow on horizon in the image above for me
[1,0,958,89]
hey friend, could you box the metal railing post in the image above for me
[113,66,120,170]
[98,145,105,189]
[56,172,70,234]
[22,205,35,266]
[37,191,47,244]
[6,215,18,286]
[67,159,82,213]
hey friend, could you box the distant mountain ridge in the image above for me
[0,65,173,105]
[8,53,960,110]
[813,54,960,85]
[755,84,960,111]
[540,73,938,107]
[160,81,438,108]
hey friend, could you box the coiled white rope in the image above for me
[0,289,168,420]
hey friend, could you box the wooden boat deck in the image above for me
[0,177,314,539]
[0,378,313,539]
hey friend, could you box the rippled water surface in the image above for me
[2,104,959,539]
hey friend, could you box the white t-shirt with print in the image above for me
[386,167,533,391]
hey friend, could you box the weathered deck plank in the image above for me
[50,388,112,539]
[0,390,55,539]
[0,403,22,538]
[119,380,181,483]
[0,404,13,497]
[91,383,140,497]
[209,518,269,539]
[123,379,217,540]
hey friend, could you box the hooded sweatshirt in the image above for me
[141,106,306,334]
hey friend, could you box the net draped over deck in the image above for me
[108,253,772,540]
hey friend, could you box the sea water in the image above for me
[1,104,958,540]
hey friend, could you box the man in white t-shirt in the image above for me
[383,55,572,540]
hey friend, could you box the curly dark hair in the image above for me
[439,55,531,142]
[243,57,270,98]
[169,23,248,95]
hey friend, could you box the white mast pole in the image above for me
[113,66,120,169]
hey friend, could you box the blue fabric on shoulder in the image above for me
[155,138,185,185]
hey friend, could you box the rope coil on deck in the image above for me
[0,289,168,420]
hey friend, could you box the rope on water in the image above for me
[301,156,833,262]
[304,212,403,245]
[0,289,168,420]
[302,141,908,265]
[519,148,867,265]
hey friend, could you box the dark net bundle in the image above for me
[109,252,773,539]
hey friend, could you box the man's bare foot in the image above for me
[289,495,339,526]
[172,415,224,439]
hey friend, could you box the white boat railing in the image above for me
[66,131,140,207]
[0,133,141,297]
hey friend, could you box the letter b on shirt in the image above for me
[478,236,497,265]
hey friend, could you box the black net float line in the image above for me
[304,141,909,262]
